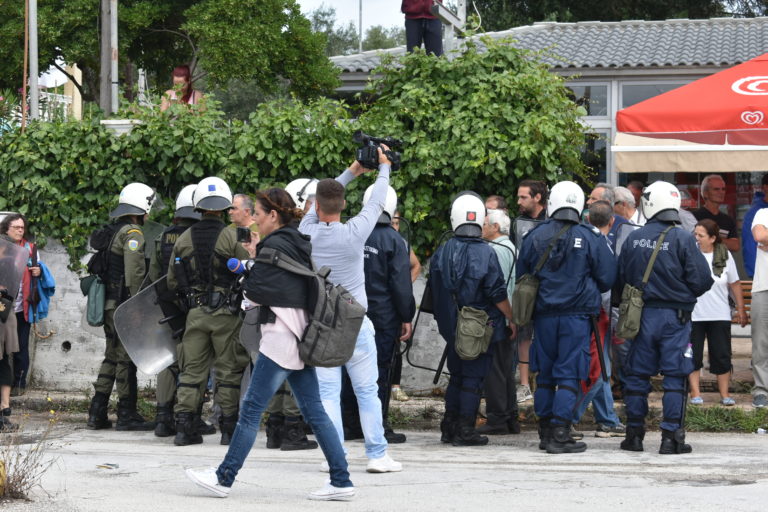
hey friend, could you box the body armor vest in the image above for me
[160,224,191,277]
[186,219,237,292]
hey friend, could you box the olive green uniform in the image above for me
[93,223,145,400]
[167,215,250,418]
[149,218,198,405]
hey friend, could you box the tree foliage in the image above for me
[0,0,338,102]
[0,39,588,264]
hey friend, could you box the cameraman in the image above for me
[299,146,402,473]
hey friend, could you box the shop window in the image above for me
[621,83,686,109]
[567,84,608,117]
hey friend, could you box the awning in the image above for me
[613,53,768,173]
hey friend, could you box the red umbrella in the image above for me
[613,53,768,172]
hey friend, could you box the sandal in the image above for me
[690,396,704,405]
[720,397,736,406]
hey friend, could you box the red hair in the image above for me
[172,65,193,103]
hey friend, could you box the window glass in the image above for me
[582,133,607,184]
[567,85,608,117]
[621,83,685,108]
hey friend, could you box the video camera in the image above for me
[354,130,403,171]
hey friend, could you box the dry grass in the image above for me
[0,407,59,501]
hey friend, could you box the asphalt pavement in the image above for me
[3,423,767,512]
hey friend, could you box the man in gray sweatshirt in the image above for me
[299,147,402,473]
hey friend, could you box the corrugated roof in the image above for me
[331,17,768,73]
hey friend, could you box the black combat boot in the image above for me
[116,399,155,431]
[266,413,284,449]
[537,418,552,450]
[219,413,238,446]
[196,404,216,435]
[281,416,319,451]
[451,415,489,446]
[87,391,112,430]
[546,423,587,454]
[440,410,458,444]
[174,412,203,446]
[154,403,176,437]
[659,428,692,455]
[508,415,522,435]
[620,425,645,452]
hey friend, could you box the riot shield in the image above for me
[615,223,641,256]
[512,217,542,248]
[113,276,179,375]
[0,238,28,300]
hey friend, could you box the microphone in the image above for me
[227,258,254,275]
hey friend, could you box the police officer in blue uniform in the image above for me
[617,181,713,454]
[431,192,514,446]
[517,181,616,454]
[362,184,416,443]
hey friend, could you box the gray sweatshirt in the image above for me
[299,165,391,310]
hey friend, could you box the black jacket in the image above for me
[363,223,416,330]
[243,226,313,309]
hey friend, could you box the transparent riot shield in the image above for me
[0,238,28,300]
[615,223,641,256]
[113,276,179,375]
[512,217,542,248]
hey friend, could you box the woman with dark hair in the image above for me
[0,214,40,398]
[186,188,354,501]
[689,218,747,406]
[160,65,204,111]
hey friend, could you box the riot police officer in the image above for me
[516,181,616,454]
[617,181,713,454]
[362,184,415,443]
[87,183,156,431]
[431,192,513,446]
[167,177,251,446]
[147,185,208,438]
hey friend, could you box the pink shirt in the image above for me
[258,307,308,370]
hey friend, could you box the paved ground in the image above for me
[2,420,767,512]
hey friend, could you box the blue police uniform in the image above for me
[516,219,616,428]
[617,219,713,433]
[363,222,416,406]
[431,236,508,420]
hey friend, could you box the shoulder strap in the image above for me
[641,226,674,289]
[533,223,572,274]
[253,247,323,279]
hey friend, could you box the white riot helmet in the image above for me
[642,181,681,222]
[285,178,318,210]
[363,184,398,223]
[547,181,584,223]
[175,184,201,220]
[109,182,156,218]
[450,191,485,237]
[193,177,233,211]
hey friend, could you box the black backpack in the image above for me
[252,247,366,368]
[87,223,121,281]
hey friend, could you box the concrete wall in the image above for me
[30,240,447,393]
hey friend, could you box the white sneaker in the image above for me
[516,385,533,403]
[319,460,329,473]
[366,453,402,473]
[308,482,356,501]
[185,467,230,498]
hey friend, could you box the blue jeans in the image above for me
[216,354,352,489]
[572,336,621,426]
[316,317,387,460]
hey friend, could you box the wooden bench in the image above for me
[733,280,752,324]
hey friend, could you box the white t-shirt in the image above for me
[752,208,768,293]
[692,250,739,322]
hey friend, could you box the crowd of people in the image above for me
[3,164,765,500]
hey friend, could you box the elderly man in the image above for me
[614,186,645,226]
[693,175,739,252]
[478,208,519,435]
[587,183,627,251]
[230,194,257,231]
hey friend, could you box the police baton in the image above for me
[589,315,609,383]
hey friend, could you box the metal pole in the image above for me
[21,0,28,130]
[358,0,363,53]
[29,0,38,120]
[110,0,119,113]
[99,0,110,113]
